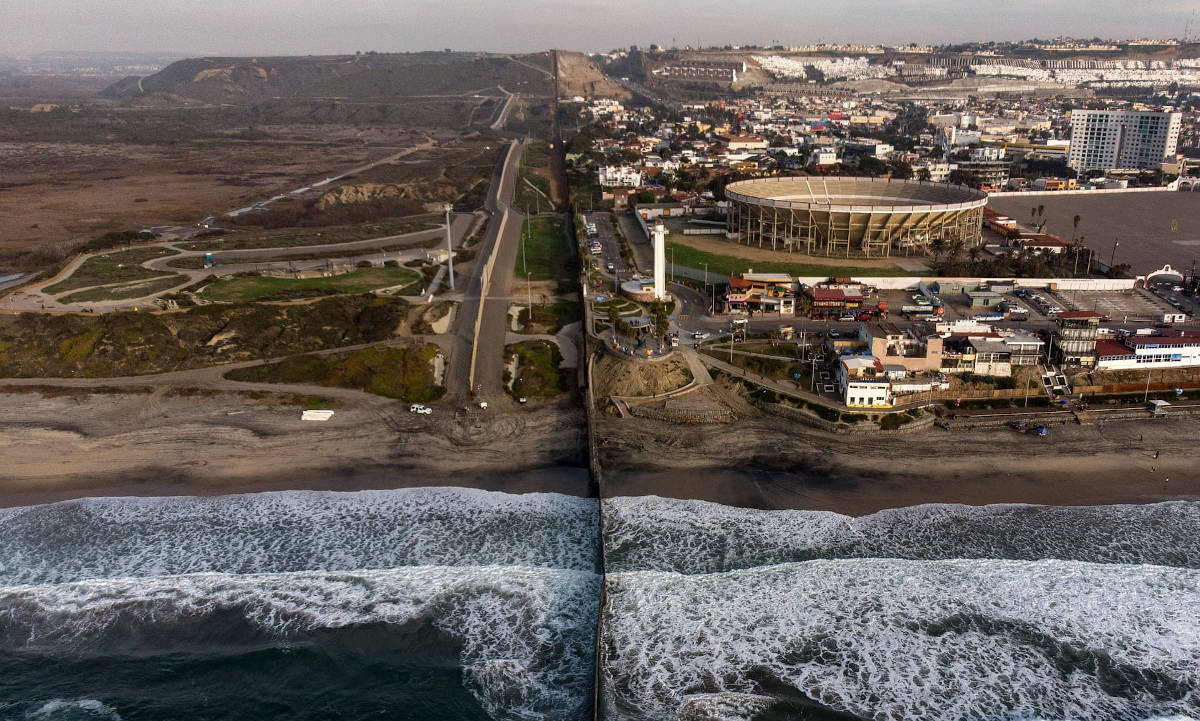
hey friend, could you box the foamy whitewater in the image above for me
[0,487,601,721]
[0,488,599,586]
[603,496,1200,573]
[600,496,1200,721]
[602,559,1200,721]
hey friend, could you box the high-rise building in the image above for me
[1067,110,1181,171]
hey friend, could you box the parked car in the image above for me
[408,404,432,415]
[838,315,855,322]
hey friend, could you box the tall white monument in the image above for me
[652,220,667,300]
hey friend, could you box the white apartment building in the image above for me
[914,161,956,182]
[598,166,643,188]
[1067,110,1181,171]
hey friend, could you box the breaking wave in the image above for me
[1,566,600,721]
[0,488,599,586]
[604,496,1200,574]
[601,558,1200,721]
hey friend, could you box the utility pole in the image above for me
[1145,367,1153,402]
[527,272,533,327]
[443,203,455,291]
[521,217,528,276]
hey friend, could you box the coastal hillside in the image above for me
[102,52,558,104]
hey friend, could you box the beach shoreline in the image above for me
[596,413,1200,516]
[0,390,590,508]
[2,388,1197,514]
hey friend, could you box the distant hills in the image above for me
[102,52,559,105]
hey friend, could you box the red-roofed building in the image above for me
[1097,330,1200,370]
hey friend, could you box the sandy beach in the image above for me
[0,389,589,508]
[3,386,1197,514]
[596,414,1200,515]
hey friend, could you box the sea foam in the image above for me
[1,565,600,721]
[602,558,1200,721]
[604,496,1200,573]
[0,488,599,585]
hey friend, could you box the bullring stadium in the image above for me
[724,176,988,258]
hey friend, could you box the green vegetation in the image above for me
[593,297,640,315]
[507,340,569,398]
[879,413,916,430]
[519,300,581,334]
[0,295,409,378]
[515,172,552,212]
[703,348,801,380]
[225,345,444,402]
[664,241,909,278]
[516,216,573,281]
[200,266,420,302]
[179,216,439,251]
[43,247,179,295]
[59,275,187,303]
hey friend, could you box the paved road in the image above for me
[584,212,627,296]
[445,138,524,402]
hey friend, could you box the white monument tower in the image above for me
[652,220,667,301]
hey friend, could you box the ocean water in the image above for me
[4,489,1199,721]
[0,488,602,721]
[600,497,1200,721]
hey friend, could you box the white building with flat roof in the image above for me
[1067,110,1181,171]
[599,166,643,188]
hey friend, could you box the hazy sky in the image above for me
[1,0,1196,56]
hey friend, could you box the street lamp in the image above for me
[442,203,455,291]
[1109,239,1120,271]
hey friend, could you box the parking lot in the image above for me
[1048,288,1174,323]
[584,212,626,278]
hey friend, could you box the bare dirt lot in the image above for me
[0,138,418,257]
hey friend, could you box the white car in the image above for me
[693,331,710,340]
[408,404,432,415]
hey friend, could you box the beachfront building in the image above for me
[861,323,943,373]
[837,354,893,408]
[1067,109,1182,171]
[1055,311,1101,367]
[1095,330,1200,370]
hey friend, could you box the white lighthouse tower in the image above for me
[652,220,667,301]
